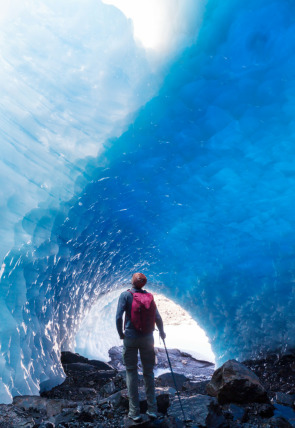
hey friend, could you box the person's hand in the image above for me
[120,334,125,340]
[160,331,166,340]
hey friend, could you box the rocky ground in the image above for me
[0,349,294,427]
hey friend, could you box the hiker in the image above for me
[116,272,166,422]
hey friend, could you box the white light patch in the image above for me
[103,0,204,55]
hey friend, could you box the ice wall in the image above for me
[1,0,295,404]
[0,0,203,403]
[0,0,164,262]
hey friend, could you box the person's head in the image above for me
[132,272,147,289]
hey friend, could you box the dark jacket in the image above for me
[116,287,164,338]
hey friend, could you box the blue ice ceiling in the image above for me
[0,0,295,403]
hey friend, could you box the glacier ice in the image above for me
[1,0,295,404]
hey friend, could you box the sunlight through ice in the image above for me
[102,0,204,56]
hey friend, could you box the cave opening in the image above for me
[74,289,215,368]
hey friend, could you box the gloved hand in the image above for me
[120,334,125,340]
[160,331,166,340]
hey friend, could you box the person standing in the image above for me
[116,273,166,422]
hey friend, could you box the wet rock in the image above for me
[207,359,269,404]
[275,392,294,407]
[156,373,188,390]
[168,394,227,427]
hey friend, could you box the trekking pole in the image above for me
[162,338,188,423]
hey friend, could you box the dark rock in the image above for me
[168,394,227,427]
[275,392,294,407]
[155,387,176,414]
[100,380,117,397]
[226,403,246,422]
[207,359,269,404]
[264,416,293,427]
[61,351,114,370]
[101,386,175,416]
[77,404,97,422]
[243,353,295,396]
[156,373,188,391]
[38,422,55,428]
[0,404,36,428]
[258,403,275,418]
[54,408,80,425]
[100,389,129,409]
[182,380,210,395]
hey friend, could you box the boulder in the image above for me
[61,351,113,370]
[156,372,188,390]
[206,359,269,404]
[168,394,227,427]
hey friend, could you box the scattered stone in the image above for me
[168,394,227,427]
[2,350,295,427]
[206,359,269,404]
[54,408,80,426]
[243,353,295,396]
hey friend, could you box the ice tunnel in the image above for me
[0,0,295,404]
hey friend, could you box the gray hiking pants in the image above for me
[122,335,157,417]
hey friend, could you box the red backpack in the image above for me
[128,289,157,334]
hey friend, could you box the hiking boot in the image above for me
[146,410,157,419]
[128,414,142,422]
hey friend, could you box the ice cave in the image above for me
[0,0,295,405]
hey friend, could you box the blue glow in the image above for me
[0,0,295,403]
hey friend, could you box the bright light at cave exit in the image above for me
[75,290,215,365]
[103,0,176,52]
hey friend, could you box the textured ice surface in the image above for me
[0,0,295,404]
